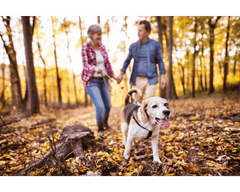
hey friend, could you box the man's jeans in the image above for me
[85,79,111,122]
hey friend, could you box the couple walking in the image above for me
[81,20,167,136]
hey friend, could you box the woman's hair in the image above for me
[87,24,102,39]
[139,20,151,33]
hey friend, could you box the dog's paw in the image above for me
[131,140,135,147]
[123,153,130,161]
[153,157,162,164]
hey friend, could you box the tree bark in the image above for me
[192,17,198,98]
[223,16,231,93]
[37,41,48,107]
[21,16,40,115]
[1,16,24,113]
[0,64,5,104]
[79,16,88,107]
[156,16,166,98]
[166,16,178,100]
[51,16,62,107]
[63,18,78,106]
[208,16,221,94]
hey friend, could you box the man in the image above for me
[117,20,167,102]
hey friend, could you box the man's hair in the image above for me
[139,20,151,33]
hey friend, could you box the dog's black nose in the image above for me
[163,110,170,116]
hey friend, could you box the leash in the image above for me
[105,74,141,106]
[105,74,154,139]
[132,114,152,139]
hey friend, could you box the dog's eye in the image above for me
[152,105,158,108]
[164,103,167,107]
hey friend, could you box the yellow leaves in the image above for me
[165,173,175,176]
[0,154,13,160]
[125,172,131,176]
[184,163,199,173]
[198,152,205,156]
[206,160,215,167]
[165,146,173,152]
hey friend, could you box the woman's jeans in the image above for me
[85,78,111,122]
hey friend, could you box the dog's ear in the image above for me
[140,100,148,124]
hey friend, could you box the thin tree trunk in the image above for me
[208,16,221,94]
[199,57,204,92]
[178,62,186,96]
[0,64,5,103]
[97,16,100,24]
[79,16,88,107]
[156,16,166,98]
[233,45,238,76]
[223,16,231,93]
[63,18,78,106]
[166,16,178,101]
[192,17,198,98]
[51,16,62,107]
[21,16,40,114]
[1,16,24,113]
[37,41,48,107]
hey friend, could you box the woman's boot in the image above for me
[103,116,112,130]
[97,121,104,137]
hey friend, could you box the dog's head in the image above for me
[139,97,170,127]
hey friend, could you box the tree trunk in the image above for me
[79,16,88,107]
[37,41,48,107]
[192,17,198,98]
[22,16,40,115]
[156,16,166,98]
[97,16,100,24]
[51,16,62,107]
[0,64,5,103]
[166,16,178,101]
[63,18,78,106]
[1,16,24,113]
[223,16,231,93]
[178,62,186,96]
[233,45,238,76]
[199,57,204,92]
[208,16,221,94]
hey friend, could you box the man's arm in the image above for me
[117,45,133,83]
[156,42,167,89]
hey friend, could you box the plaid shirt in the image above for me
[81,42,115,86]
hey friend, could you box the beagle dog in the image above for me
[120,88,170,164]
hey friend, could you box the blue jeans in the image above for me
[85,79,111,122]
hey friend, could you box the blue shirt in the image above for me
[137,42,148,77]
[121,38,166,86]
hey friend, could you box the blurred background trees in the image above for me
[0,16,239,115]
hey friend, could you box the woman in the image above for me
[82,24,118,137]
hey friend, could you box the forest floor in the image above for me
[0,94,240,176]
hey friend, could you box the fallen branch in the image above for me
[135,147,151,155]
[135,154,153,160]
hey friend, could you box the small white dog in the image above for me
[120,88,170,163]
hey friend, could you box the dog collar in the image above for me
[132,114,152,139]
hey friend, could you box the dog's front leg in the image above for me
[151,135,162,164]
[123,135,133,160]
[121,122,128,146]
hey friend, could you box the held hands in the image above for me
[115,72,124,84]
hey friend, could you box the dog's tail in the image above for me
[124,88,142,106]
